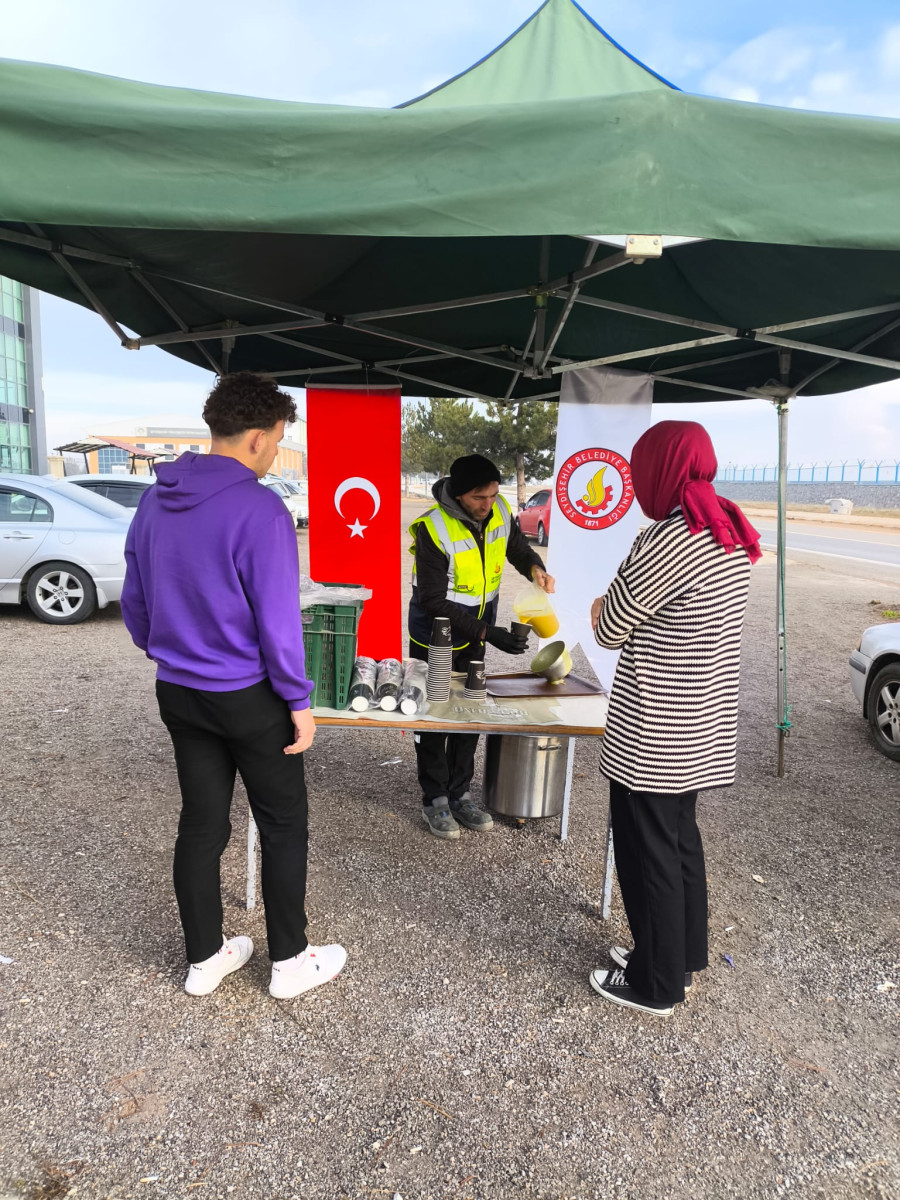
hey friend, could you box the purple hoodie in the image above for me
[121,452,312,711]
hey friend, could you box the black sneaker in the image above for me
[589,968,674,1016]
[449,792,494,831]
[610,945,693,991]
[422,800,461,841]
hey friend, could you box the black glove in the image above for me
[486,626,528,655]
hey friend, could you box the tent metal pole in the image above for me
[346,320,521,373]
[775,397,790,778]
[531,237,552,375]
[538,240,598,372]
[135,315,326,348]
[26,223,131,345]
[265,345,510,379]
[754,333,900,373]
[553,333,735,373]
[351,287,529,322]
[654,346,773,376]
[129,269,223,374]
[351,364,501,404]
[792,312,900,395]
[0,225,136,267]
[650,375,759,400]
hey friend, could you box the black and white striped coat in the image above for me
[595,511,751,794]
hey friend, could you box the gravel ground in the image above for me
[1,504,897,1200]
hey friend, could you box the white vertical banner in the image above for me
[545,367,653,689]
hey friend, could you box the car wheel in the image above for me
[537,522,547,547]
[25,561,97,625]
[867,662,900,761]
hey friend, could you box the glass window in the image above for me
[53,482,129,519]
[104,484,147,509]
[190,444,200,452]
[164,443,174,450]
[0,487,52,522]
[97,447,130,472]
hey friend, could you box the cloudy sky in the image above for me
[6,0,900,467]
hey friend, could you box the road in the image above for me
[753,518,900,585]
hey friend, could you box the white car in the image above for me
[849,622,900,761]
[262,477,308,528]
[0,474,132,624]
[55,473,155,509]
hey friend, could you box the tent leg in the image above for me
[774,399,790,777]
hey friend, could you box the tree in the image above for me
[402,396,557,508]
[401,398,488,479]
[401,403,427,495]
[481,400,557,509]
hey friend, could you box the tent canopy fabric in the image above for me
[399,0,676,107]
[0,0,898,404]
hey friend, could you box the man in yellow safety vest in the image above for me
[408,454,555,840]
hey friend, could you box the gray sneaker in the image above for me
[449,792,494,832]
[422,799,461,841]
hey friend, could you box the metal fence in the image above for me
[715,461,900,484]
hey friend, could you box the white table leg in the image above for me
[601,805,615,920]
[559,737,576,842]
[246,812,258,912]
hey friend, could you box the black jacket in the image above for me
[407,479,544,665]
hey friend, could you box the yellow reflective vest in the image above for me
[408,495,513,651]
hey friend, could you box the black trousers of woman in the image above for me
[156,679,309,965]
[609,779,709,1005]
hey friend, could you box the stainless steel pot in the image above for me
[482,734,570,819]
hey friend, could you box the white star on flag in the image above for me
[348,519,367,538]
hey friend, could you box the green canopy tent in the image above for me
[1,0,899,771]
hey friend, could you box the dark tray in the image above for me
[485,672,606,699]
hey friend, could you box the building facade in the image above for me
[0,277,46,474]
[82,423,307,478]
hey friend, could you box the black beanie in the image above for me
[448,454,502,497]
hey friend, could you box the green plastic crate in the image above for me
[301,582,364,710]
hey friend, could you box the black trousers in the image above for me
[156,679,309,964]
[414,731,480,805]
[408,637,480,807]
[609,779,709,1005]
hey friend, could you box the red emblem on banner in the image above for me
[306,389,402,659]
[556,447,634,530]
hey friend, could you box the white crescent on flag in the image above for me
[334,476,381,537]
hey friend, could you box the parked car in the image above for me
[52,473,155,509]
[516,488,551,546]
[849,622,900,761]
[0,474,131,625]
[262,476,308,527]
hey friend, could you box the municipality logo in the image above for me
[555,448,635,530]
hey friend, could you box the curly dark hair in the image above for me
[202,372,298,439]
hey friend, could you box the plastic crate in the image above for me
[301,582,364,710]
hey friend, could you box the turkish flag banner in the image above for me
[306,387,402,661]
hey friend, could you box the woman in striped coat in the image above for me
[589,421,761,1017]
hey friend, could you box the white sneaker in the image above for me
[184,936,254,996]
[269,943,347,1000]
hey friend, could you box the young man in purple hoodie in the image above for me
[122,373,346,999]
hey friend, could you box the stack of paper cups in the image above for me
[463,660,486,701]
[426,617,453,702]
[399,659,428,715]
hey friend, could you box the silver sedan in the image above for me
[850,621,900,762]
[0,474,132,624]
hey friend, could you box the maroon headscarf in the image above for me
[630,421,762,564]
